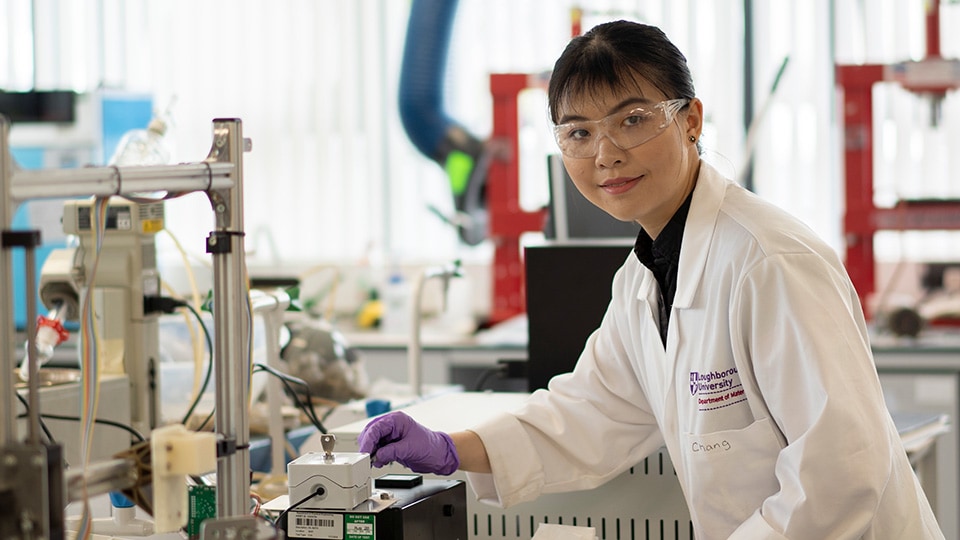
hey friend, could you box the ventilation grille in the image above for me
[139,202,164,221]
[470,513,695,540]
[465,448,693,540]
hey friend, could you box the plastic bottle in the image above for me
[380,272,410,335]
[109,116,171,166]
[19,314,69,381]
[19,325,58,380]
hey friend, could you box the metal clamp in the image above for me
[202,161,214,191]
[0,230,42,249]
[109,165,122,195]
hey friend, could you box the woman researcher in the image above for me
[360,20,944,539]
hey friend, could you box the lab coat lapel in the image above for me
[635,267,669,392]
[635,268,663,340]
[673,162,726,311]
[663,163,725,400]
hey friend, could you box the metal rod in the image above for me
[409,273,427,398]
[253,289,291,476]
[64,458,136,503]
[11,162,235,202]
[208,119,252,518]
[23,243,40,445]
[1,116,17,445]
[408,261,463,397]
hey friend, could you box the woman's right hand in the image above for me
[357,411,460,475]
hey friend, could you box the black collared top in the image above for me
[632,192,693,346]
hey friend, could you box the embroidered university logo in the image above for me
[690,368,747,411]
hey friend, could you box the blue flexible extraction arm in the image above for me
[399,0,488,245]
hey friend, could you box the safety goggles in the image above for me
[553,98,690,158]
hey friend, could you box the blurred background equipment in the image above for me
[836,0,960,320]
[399,0,489,246]
[280,313,368,406]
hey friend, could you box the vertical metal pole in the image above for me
[23,239,40,445]
[257,291,290,477]
[0,116,18,445]
[206,119,251,518]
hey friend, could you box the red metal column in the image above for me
[836,64,884,313]
[835,2,960,320]
[926,0,942,58]
[488,73,548,324]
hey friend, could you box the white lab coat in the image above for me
[467,162,944,539]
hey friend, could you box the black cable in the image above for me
[253,363,327,434]
[35,413,146,443]
[252,363,322,429]
[142,295,215,427]
[275,486,325,531]
[196,408,215,431]
[179,302,215,426]
[15,409,145,443]
[15,392,56,444]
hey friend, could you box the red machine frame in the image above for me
[836,1,960,316]
[486,73,549,325]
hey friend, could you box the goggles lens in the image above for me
[553,98,690,158]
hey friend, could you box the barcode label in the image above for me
[298,516,336,528]
[290,511,343,539]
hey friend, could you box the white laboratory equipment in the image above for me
[287,434,372,511]
[38,197,164,433]
[276,433,468,539]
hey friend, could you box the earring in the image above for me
[689,135,697,143]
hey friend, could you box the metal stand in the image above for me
[0,228,65,540]
[0,115,256,535]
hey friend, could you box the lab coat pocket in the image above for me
[680,417,782,529]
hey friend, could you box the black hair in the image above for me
[547,20,696,123]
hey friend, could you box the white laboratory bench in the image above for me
[344,330,527,392]
[872,333,960,540]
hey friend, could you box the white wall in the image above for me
[4,0,959,317]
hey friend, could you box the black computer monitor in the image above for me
[524,243,634,391]
[543,154,641,241]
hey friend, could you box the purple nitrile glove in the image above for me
[358,411,460,476]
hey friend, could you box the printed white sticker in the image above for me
[290,511,343,539]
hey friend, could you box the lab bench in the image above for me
[872,338,960,540]
[345,331,528,392]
